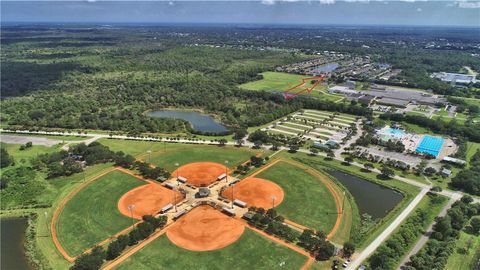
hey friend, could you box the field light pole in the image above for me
[224,160,229,182]
[82,170,86,183]
[173,187,178,212]
[44,211,49,236]
[271,195,277,209]
[147,150,152,163]
[341,191,346,214]
[231,185,234,209]
[127,204,135,230]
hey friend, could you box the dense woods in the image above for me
[2,26,477,135]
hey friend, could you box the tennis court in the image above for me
[415,135,444,157]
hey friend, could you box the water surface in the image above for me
[148,110,228,134]
[327,170,403,219]
[1,217,33,270]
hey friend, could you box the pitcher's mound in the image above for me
[172,162,228,187]
[118,183,182,220]
[166,205,245,251]
[222,177,284,209]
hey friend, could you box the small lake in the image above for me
[147,110,229,134]
[328,170,403,219]
[313,63,339,73]
[1,217,33,270]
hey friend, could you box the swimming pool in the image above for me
[415,135,444,157]
[386,128,405,136]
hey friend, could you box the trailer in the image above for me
[177,176,187,184]
[172,209,187,220]
[217,173,227,181]
[233,199,247,208]
[160,203,173,214]
[164,183,175,190]
[222,207,235,216]
[228,179,240,186]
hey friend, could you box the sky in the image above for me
[1,0,480,27]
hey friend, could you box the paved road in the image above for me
[397,192,462,269]
[347,187,430,270]
[3,128,478,270]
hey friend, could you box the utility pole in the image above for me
[272,195,276,209]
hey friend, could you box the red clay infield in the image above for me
[166,205,245,251]
[118,183,182,220]
[172,162,228,187]
[222,177,284,209]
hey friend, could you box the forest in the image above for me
[1,25,478,134]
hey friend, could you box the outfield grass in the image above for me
[56,170,145,256]
[35,163,114,270]
[116,229,308,270]
[284,151,419,249]
[97,139,263,170]
[255,161,338,232]
[148,144,261,171]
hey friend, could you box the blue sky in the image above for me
[1,1,479,27]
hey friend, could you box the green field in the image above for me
[255,161,338,232]
[0,142,63,168]
[239,71,343,102]
[56,170,145,256]
[116,229,308,270]
[148,144,261,171]
[98,139,263,170]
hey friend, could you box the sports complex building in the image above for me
[376,126,455,159]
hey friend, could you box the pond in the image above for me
[147,110,229,134]
[327,170,403,219]
[312,63,339,73]
[1,217,33,270]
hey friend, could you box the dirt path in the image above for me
[50,167,117,262]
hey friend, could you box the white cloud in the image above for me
[319,0,336,4]
[168,1,175,6]
[416,7,422,11]
[261,0,276,5]
[456,1,480,8]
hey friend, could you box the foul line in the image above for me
[249,159,343,240]
[51,167,117,262]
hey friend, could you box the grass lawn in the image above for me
[0,142,62,168]
[286,151,419,249]
[56,170,145,257]
[36,163,114,270]
[148,144,261,171]
[255,161,338,232]
[466,142,480,167]
[116,229,308,270]
[239,71,343,102]
[445,219,480,270]
[240,71,306,92]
